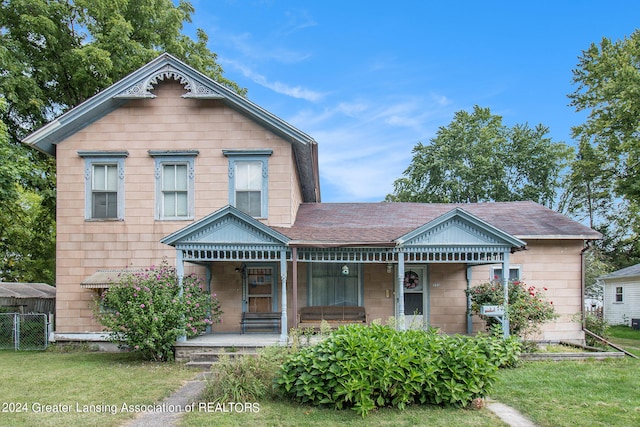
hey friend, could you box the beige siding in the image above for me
[55,80,304,333]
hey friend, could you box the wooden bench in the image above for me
[297,306,368,329]
[241,312,281,333]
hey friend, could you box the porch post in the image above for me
[205,264,212,333]
[502,251,510,339]
[466,265,473,334]
[176,249,186,343]
[397,252,406,331]
[279,249,288,343]
[292,247,298,329]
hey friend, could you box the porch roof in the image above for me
[273,201,601,244]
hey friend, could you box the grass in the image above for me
[4,327,640,427]
[178,400,504,427]
[608,325,640,356]
[491,357,640,427]
[0,347,195,427]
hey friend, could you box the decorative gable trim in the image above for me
[396,208,526,250]
[114,63,224,99]
[161,205,290,247]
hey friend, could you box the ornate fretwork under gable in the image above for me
[161,205,290,262]
[114,63,224,99]
[395,208,526,263]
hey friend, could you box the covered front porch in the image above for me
[162,206,527,345]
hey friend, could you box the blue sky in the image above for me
[187,1,640,203]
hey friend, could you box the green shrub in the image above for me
[584,313,609,347]
[202,345,291,403]
[474,326,522,368]
[275,324,504,417]
[95,260,222,361]
[466,280,557,338]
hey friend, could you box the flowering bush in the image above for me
[466,280,557,338]
[95,261,222,361]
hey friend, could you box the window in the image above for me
[615,286,624,303]
[78,151,128,220]
[491,265,521,282]
[149,151,197,220]
[309,263,361,306]
[223,150,272,218]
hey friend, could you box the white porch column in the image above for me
[502,251,510,339]
[176,249,186,343]
[279,250,288,343]
[397,252,406,331]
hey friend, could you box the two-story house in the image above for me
[24,54,600,347]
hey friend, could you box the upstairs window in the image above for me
[79,151,128,220]
[149,151,198,220]
[223,150,272,218]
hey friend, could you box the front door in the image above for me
[402,265,428,328]
[244,266,276,313]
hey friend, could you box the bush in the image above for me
[275,324,508,417]
[95,261,222,361]
[466,280,557,338]
[201,345,291,403]
[584,313,609,347]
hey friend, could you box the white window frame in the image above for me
[614,286,624,303]
[490,265,522,282]
[78,151,128,221]
[223,149,272,218]
[149,150,198,220]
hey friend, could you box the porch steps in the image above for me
[183,347,261,369]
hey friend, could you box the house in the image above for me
[600,263,640,327]
[23,53,601,347]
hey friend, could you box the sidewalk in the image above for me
[123,372,207,427]
[123,373,536,427]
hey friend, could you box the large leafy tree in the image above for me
[387,106,573,207]
[0,0,243,283]
[567,31,640,269]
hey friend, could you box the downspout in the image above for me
[581,241,590,333]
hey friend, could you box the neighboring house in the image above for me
[23,53,601,345]
[600,263,640,326]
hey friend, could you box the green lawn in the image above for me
[0,349,194,427]
[3,329,640,427]
[608,325,640,356]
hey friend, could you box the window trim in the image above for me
[490,265,522,282]
[149,150,198,220]
[223,149,272,218]
[78,151,128,221]
[614,285,624,303]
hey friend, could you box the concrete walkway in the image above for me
[123,373,536,427]
[123,373,207,427]
[486,399,537,427]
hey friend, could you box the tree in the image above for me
[0,0,244,283]
[386,106,573,207]
[567,31,640,269]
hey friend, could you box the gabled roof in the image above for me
[397,207,526,249]
[161,205,290,247]
[22,53,320,202]
[599,263,640,281]
[273,201,601,245]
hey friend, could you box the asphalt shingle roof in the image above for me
[599,263,640,280]
[272,201,601,245]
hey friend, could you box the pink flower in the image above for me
[140,304,145,308]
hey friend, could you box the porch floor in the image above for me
[178,333,283,347]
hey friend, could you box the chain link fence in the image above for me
[0,313,51,350]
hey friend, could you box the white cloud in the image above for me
[222,58,325,101]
